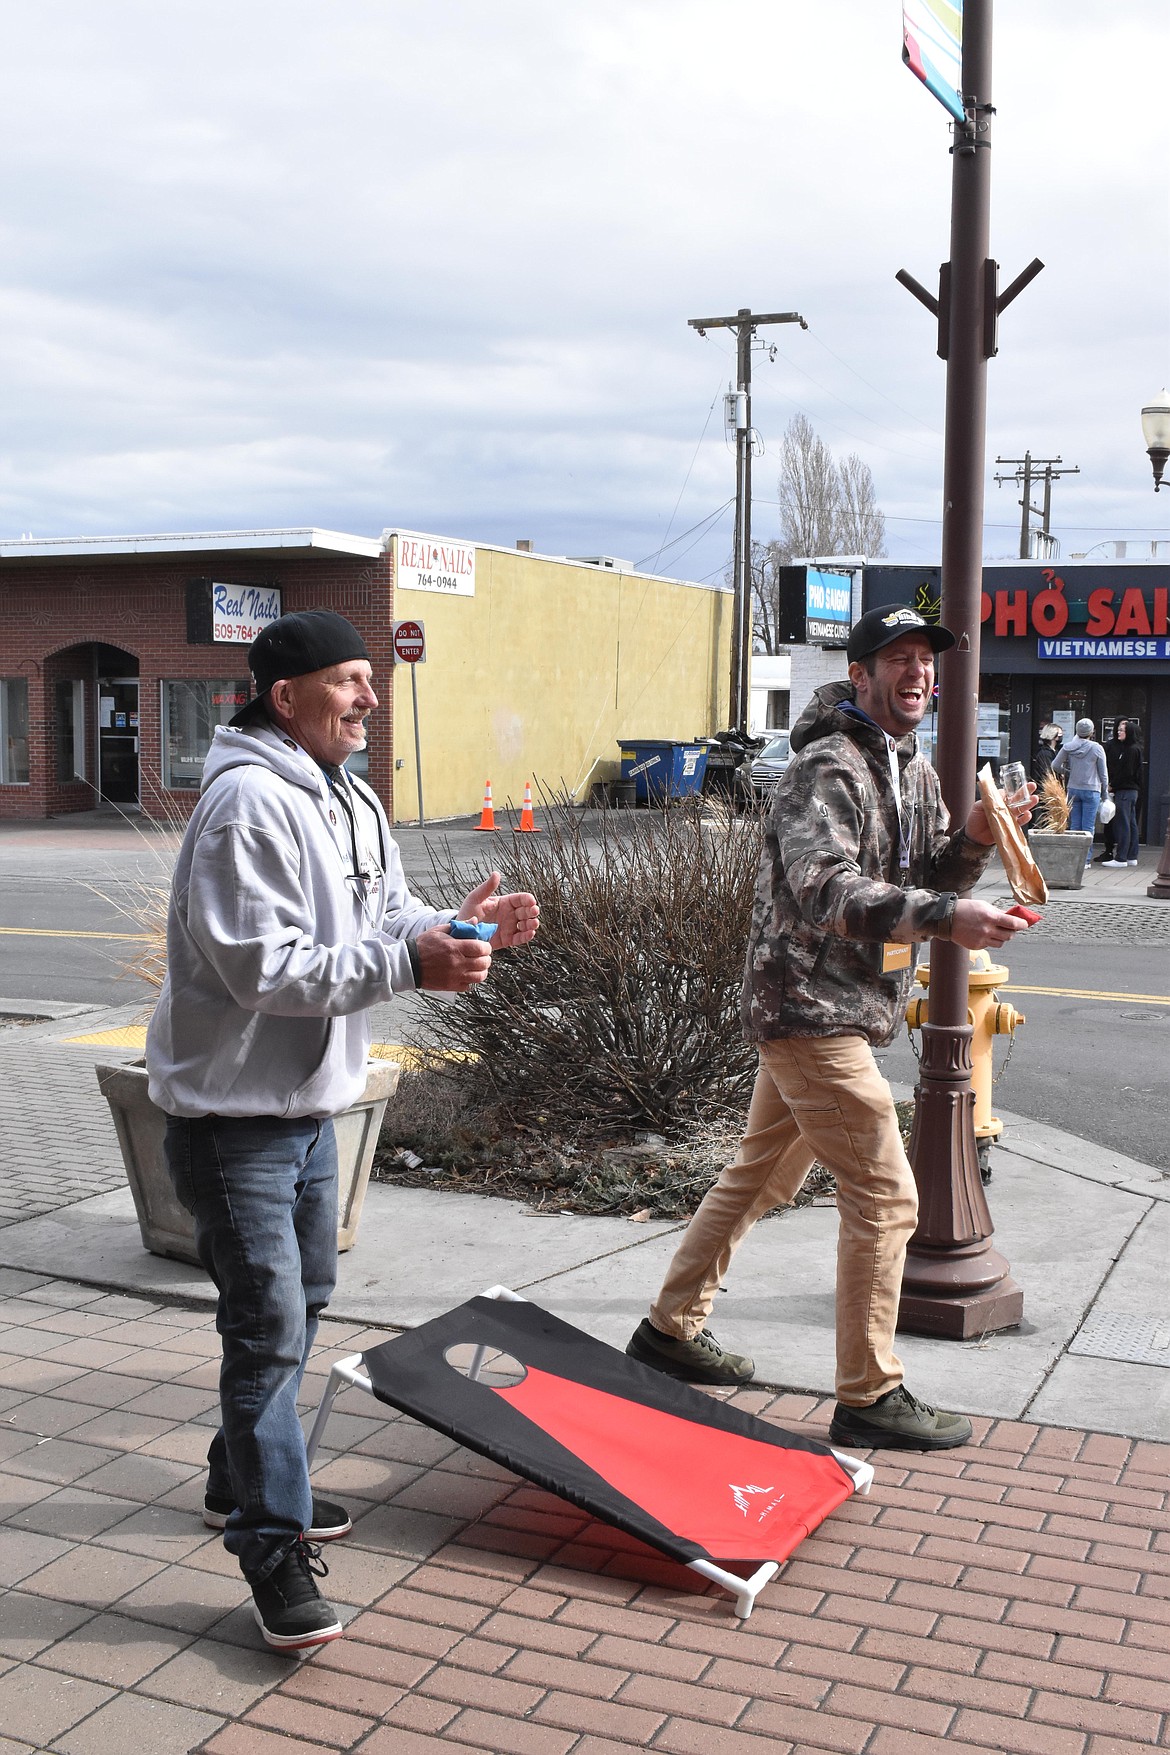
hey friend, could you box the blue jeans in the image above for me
[1067,787,1100,855]
[1113,789,1139,862]
[164,1114,338,1582]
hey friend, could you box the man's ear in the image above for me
[847,661,867,692]
[267,678,295,721]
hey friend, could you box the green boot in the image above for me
[626,1318,754,1386]
[830,1385,972,1451]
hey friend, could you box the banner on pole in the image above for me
[902,0,964,124]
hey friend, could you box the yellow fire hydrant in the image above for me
[905,950,1026,1172]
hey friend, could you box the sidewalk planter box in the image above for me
[95,1058,400,1266]
[1027,829,1093,890]
[617,739,709,802]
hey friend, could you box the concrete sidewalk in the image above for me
[0,825,1167,1752]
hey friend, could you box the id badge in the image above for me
[882,941,912,974]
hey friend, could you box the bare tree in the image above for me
[837,451,887,556]
[748,538,788,655]
[777,413,840,559]
[750,416,886,649]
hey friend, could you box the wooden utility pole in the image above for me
[688,308,806,728]
[995,452,1079,557]
[896,0,1043,1338]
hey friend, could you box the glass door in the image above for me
[98,677,140,805]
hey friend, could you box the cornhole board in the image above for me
[305,1287,872,1617]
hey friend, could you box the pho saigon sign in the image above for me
[980,568,1170,659]
[396,533,476,597]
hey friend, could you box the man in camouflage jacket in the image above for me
[628,605,1033,1452]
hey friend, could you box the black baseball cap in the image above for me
[847,605,956,665]
[230,610,371,726]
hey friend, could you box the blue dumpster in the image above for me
[617,739,710,802]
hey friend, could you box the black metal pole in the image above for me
[899,0,1023,1338]
[739,313,754,731]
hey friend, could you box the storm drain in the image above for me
[1068,1311,1170,1368]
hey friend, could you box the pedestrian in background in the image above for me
[1031,722,1062,789]
[1103,718,1143,868]
[1098,727,1124,863]
[1052,717,1108,864]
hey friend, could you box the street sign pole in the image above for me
[411,662,424,826]
[391,619,427,827]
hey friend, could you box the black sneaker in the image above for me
[204,1492,352,1541]
[250,1539,343,1650]
[829,1385,972,1451]
[626,1317,755,1386]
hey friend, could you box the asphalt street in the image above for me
[2,815,1167,1169]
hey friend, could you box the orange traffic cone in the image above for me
[516,782,541,833]
[474,780,497,831]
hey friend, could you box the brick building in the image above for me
[0,530,392,820]
[1,526,732,823]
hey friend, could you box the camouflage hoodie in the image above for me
[741,679,991,1047]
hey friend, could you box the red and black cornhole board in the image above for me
[304,1287,872,1616]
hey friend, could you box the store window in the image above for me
[976,675,1012,776]
[766,689,790,729]
[1,678,30,784]
[1033,680,1090,748]
[55,679,86,783]
[162,679,249,791]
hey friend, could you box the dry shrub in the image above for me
[1037,773,1070,832]
[415,794,764,1139]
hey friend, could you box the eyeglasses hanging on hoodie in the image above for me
[322,764,387,916]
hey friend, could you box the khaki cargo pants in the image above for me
[649,1034,918,1407]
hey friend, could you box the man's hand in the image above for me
[413,925,492,992]
[965,779,1038,845]
[458,872,540,948]
[949,899,1030,950]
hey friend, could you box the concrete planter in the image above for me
[1027,829,1093,890]
[95,1058,400,1266]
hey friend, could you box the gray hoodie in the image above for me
[145,723,452,1119]
[1052,733,1108,795]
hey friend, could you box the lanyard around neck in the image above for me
[883,734,913,872]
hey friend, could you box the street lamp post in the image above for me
[1142,389,1170,492]
[1141,388,1170,898]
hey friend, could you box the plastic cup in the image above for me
[999,761,1028,805]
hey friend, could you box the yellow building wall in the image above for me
[389,537,732,824]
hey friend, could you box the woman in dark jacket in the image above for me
[1031,723,1062,787]
[1104,720,1143,866]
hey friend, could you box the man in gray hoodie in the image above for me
[627,606,1032,1452]
[146,610,538,1650]
[1052,717,1109,863]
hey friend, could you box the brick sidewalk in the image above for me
[0,1269,1166,1755]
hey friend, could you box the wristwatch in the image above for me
[923,892,958,937]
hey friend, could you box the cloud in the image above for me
[0,0,1166,571]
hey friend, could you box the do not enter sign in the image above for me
[392,619,426,664]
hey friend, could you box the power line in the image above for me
[635,498,734,570]
[802,327,943,437]
[644,378,726,573]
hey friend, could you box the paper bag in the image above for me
[977,764,1048,906]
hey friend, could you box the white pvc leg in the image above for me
[304,1354,369,1467]
[688,1558,780,1619]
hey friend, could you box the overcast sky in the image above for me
[1,1,1167,578]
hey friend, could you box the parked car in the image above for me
[749,731,792,801]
